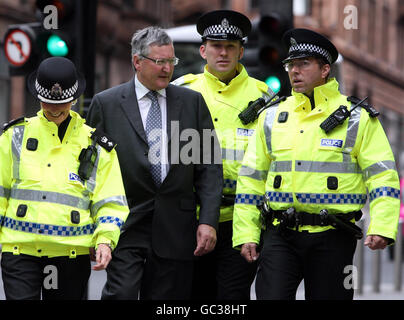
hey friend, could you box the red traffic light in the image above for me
[36,0,74,20]
[259,46,280,65]
[259,13,289,35]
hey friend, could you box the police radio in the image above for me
[238,97,266,125]
[320,96,368,134]
[78,144,97,181]
[239,93,286,125]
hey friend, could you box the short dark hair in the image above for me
[314,56,331,80]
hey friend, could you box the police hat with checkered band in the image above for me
[27,57,86,104]
[282,28,339,65]
[197,10,251,41]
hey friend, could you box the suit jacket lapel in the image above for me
[119,79,148,144]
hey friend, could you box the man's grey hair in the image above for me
[131,26,173,58]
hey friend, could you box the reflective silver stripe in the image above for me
[263,87,276,101]
[296,192,367,204]
[0,186,10,199]
[11,126,25,180]
[362,160,397,182]
[86,144,101,193]
[263,105,280,154]
[342,106,362,161]
[270,161,292,172]
[221,148,244,161]
[171,76,185,86]
[2,216,94,236]
[91,195,128,217]
[239,165,267,181]
[295,160,362,174]
[10,188,90,210]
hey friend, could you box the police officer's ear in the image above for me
[72,99,77,106]
[199,43,207,60]
[238,44,244,60]
[321,63,331,80]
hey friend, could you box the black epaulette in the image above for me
[347,96,380,118]
[2,117,25,133]
[90,129,116,152]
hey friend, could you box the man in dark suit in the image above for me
[86,26,223,300]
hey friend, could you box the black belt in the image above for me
[261,207,363,239]
[221,194,236,207]
[272,209,362,227]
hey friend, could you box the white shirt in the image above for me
[134,75,169,183]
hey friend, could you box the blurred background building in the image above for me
[0,0,403,176]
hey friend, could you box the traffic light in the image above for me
[3,0,77,76]
[257,11,293,97]
[35,0,76,60]
[240,19,260,79]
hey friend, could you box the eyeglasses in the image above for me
[284,59,313,72]
[140,55,179,66]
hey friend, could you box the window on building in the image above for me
[367,0,376,55]
[381,5,389,61]
[398,17,404,70]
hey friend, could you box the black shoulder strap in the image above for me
[90,129,116,152]
[347,96,380,117]
[2,117,25,132]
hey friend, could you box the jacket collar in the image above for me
[203,63,248,90]
[292,78,340,112]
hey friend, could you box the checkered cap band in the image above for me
[203,24,243,38]
[289,43,333,64]
[35,79,78,102]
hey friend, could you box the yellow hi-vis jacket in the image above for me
[233,78,400,247]
[0,110,129,258]
[172,63,274,222]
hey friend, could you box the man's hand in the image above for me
[92,243,112,271]
[240,242,259,263]
[364,235,388,250]
[194,224,217,256]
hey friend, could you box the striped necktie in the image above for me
[145,90,162,186]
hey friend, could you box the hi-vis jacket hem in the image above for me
[0,110,129,256]
[233,79,400,247]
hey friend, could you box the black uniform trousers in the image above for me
[192,220,257,300]
[101,212,193,300]
[256,226,357,300]
[1,252,90,300]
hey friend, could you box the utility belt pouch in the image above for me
[257,195,273,229]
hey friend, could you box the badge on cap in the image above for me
[290,37,298,47]
[51,83,63,99]
[221,18,229,29]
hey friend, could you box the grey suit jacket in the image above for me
[86,78,222,260]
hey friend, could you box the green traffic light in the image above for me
[265,76,281,93]
[47,34,68,57]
